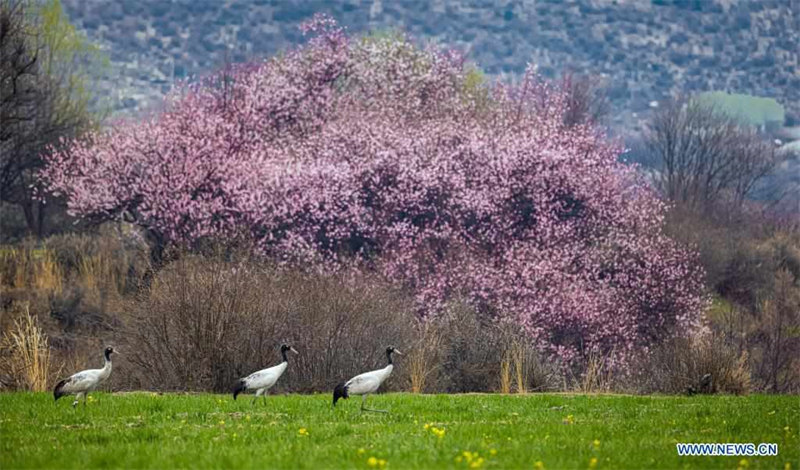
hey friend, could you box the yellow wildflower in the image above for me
[737,459,749,469]
[367,457,378,467]
[470,457,485,468]
[563,415,575,425]
[490,449,497,456]
[378,459,387,468]
[534,461,545,470]
[593,439,600,449]
[357,448,366,456]
[784,462,791,470]
[245,415,251,421]
[218,420,225,426]
[298,428,309,436]
[589,457,598,469]
[424,423,431,430]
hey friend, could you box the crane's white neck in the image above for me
[378,363,394,382]
[100,353,112,378]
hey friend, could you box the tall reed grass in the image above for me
[409,324,443,393]
[1,306,56,391]
[499,340,529,394]
[1,247,63,294]
[577,349,614,393]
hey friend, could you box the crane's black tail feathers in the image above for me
[232,379,246,400]
[53,379,68,402]
[332,382,349,407]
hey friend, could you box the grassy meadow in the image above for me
[0,392,797,469]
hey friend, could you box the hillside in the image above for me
[62,0,797,132]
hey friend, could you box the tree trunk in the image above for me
[20,200,36,237]
[36,200,46,238]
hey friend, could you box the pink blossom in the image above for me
[40,16,705,369]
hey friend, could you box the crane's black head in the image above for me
[385,346,402,364]
[280,344,299,361]
[104,346,115,361]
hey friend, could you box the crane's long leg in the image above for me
[262,388,268,406]
[73,392,83,408]
[361,394,387,413]
[252,388,264,406]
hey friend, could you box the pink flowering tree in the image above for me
[41,16,705,368]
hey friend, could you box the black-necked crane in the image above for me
[54,346,115,407]
[232,344,298,404]
[332,346,402,413]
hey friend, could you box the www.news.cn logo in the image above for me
[676,443,778,456]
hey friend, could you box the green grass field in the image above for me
[1,392,797,469]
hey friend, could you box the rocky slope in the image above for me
[63,0,797,132]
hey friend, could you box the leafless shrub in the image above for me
[638,331,751,395]
[122,254,417,393]
[428,304,563,393]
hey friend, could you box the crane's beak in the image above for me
[393,349,403,356]
[290,347,299,355]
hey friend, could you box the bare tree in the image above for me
[0,0,102,239]
[645,98,778,210]
[560,72,611,128]
[1,0,45,232]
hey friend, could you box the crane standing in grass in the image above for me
[54,346,115,407]
[332,347,401,413]
[232,344,299,405]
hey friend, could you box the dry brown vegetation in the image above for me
[0,227,148,389]
[638,331,752,395]
[1,218,797,395]
[0,306,58,391]
[122,254,416,393]
[120,254,567,394]
[664,205,800,394]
